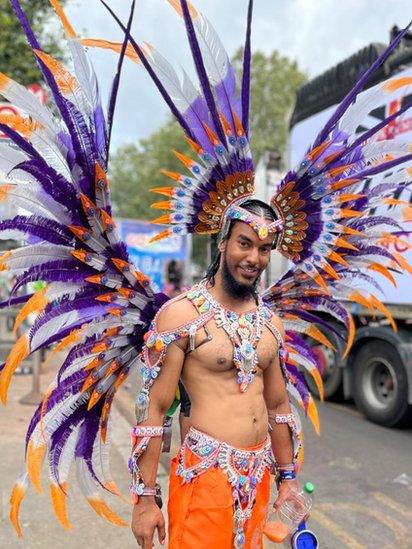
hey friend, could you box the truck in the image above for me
[256,29,412,427]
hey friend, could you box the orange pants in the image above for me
[168,440,271,548]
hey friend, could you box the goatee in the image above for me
[222,253,259,301]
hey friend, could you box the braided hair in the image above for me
[204,199,277,286]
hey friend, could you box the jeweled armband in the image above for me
[267,411,302,467]
[128,426,164,502]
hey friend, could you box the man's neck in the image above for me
[203,272,257,313]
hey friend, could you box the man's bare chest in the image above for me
[187,319,278,373]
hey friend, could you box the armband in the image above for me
[128,426,164,502]
[267,411,302,467]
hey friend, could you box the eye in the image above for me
[239,240,248,248]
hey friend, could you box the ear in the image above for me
[218,238,226,253]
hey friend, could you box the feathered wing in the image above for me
[0,0,168,536]
[264,26,412,425]
[96,0,255,242]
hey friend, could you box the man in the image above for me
[131,200,300,548]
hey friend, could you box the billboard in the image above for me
[289,67,412,305]
[119,219,188,292]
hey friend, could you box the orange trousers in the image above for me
[168,442,271,548]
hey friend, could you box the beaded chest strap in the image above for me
[188,281,272,391]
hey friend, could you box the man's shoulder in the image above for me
[264,305,285,340]
[156,287,199,332]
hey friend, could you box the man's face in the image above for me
[218,221,274,298]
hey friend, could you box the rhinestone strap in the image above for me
[129,425,164,501]
[267,411,302,466]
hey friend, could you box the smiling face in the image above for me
[218,220,275,299]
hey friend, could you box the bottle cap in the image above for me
[304,482,314,494]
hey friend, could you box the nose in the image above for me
[246,246,260,266]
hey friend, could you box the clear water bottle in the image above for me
[263,482,314,543]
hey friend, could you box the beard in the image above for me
[222,252,260,301]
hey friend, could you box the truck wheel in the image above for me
[352,341,412,427]
[305,324,344,400]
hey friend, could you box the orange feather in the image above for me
[0,334,29,404]
[50,482,71,530]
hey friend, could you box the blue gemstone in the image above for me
[239,137,247,147]
[229,136,236,145]
[175,214,184,222]
[325,234,333,241]
[192,165,200,174]
[184,178,192,186]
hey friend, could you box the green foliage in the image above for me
[232,47,307,165]
[109,120,191,220]
[109,49,306,269]
[0,0,68,85]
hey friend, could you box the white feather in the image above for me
[4,245,72,271]
[68,39,99,110]
[0,77,59,133]
[193,13,230,86]
[145,48,199,113]
[31,309,80,350]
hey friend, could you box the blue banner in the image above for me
[119,219,188,292]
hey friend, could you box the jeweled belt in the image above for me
[176,428,274,548]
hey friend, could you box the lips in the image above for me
[239,266,258,278]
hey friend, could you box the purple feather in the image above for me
[0,293,33,309]
[30,296,110,342]
[99,0,195,140]
[10,0,41,49]
[49,405,87,485]
[241,0,253,134]
[179,0,227,145]
[0,215,73,244]
[25,370,87,451]
[14,160,78,210]
[75,403,106,487]
[285,363,310,409]
[106,0,135,158]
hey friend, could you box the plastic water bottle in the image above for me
[263,482,314,543]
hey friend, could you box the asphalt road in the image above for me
[2,364,411,548]
[296,400,412,549]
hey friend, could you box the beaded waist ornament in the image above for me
[176,427,274,549]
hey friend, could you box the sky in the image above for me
[64,0,411,151]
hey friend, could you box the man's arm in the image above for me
[131,303,188,548]
[263,317,300,510]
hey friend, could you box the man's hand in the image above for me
[273,479,300,511]
[132,499,166,548]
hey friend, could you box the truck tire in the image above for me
[305,324,344,400]
[352,340,412,427]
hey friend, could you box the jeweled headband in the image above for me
[224,205,284,240]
